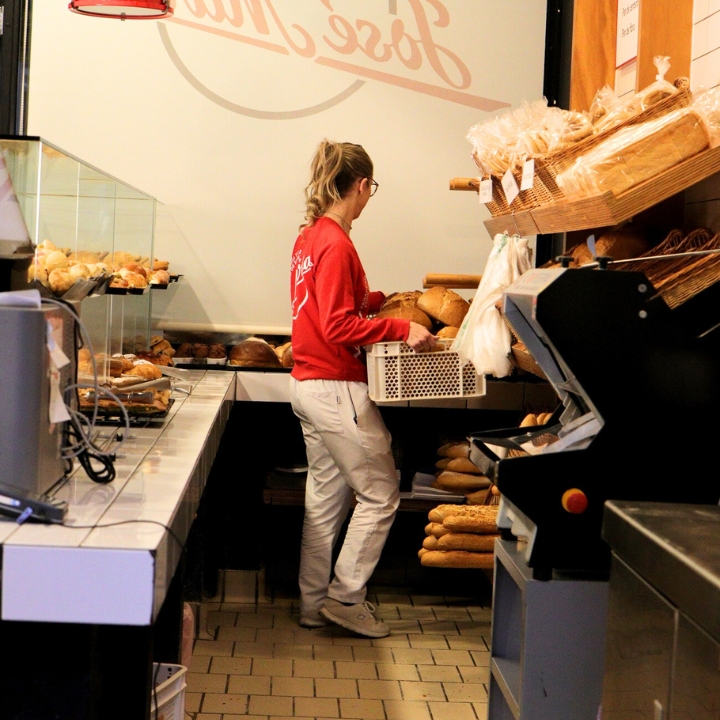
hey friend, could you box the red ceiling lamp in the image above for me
[68,0,174,19]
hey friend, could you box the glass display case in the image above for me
[0,135,158,363]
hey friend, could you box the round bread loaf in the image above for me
[375,304,433,330]
[229,339,282,367]
[446,457,482,474]
[595,227,651,261]
[436,326,459,339]
[433,471,491,492]
[420,550,494,569]
[417,287,470,327]
[381,290,422,312]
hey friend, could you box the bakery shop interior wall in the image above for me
[26,1,547,332]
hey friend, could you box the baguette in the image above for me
[435,457,451,471]
[437,533,499,552]
[434,471,491,492]
[425,522,451,538]
[443,514,498,534]
[465,488,490,505]
[445,457,483,474]
[420,550,495,569]
[437,441,470,459]
[428,504,490,523]
[422,535,440,550]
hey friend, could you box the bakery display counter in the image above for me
[0,369,235,719]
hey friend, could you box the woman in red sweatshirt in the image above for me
[290,139,435,638]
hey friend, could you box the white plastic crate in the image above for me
[366,342,485,402]
[151,663,187,720]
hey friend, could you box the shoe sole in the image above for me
[319,607,390,638]
[299,619,327,629]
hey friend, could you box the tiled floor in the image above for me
[185,585,491,720]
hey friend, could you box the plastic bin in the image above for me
[366,341,485,402]
[151,663,187,720]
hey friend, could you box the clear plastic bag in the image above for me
[451,233,532,378]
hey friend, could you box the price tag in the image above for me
[479,178,493,204]
[501,168,519,205]
[520,159,535,191]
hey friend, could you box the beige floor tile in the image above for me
[433,608,473,621]
[419,620,460,635]
[371,634,411,648]
[272,613,301,629]
[209,656,252,675]
[375,606,401,621]
[333,635,373,647]
[302,629,335,645]
[221,716,268,720]
[400,680,446,701]
[235,613,274,629]
[432,649,475,666]
[271,675,315,697]
[256,628,298,644]
[459,666,490,683]
[447,636,488,651]
[468,608,492,622]
[188,655,211,673]
[427,700,477,720]
[216,626,257,642]
[419,665,462,683]
[470,650,491,666]
[443,682,488,703]
[409,595,445,606]
[397,607,436,620]
[228,674,272,695]
[192,639,234,657]
[339,697,385,719]
[205,610,238,627]
[384,619,421,634]
[376,663,420,681]
[247,694,293,716]
[358,678,403,700]
[185,691,201,712]
[201,692,249,714]
[383,699,432,720]
[219,602,255,612]
[252,657,294,677]
[273,642,313,659]
[292,659,335,678]
[375,593,412,605]
[391,647,435,665]
[473,701,489,720]
[316,677,359,698]
[455,621,490,636]
[409,636,449,649]
[194,714,222,720]
[336,660,378,679]
[353,646,395,663]
[295,696,340,718]
[314,644,355,661]
[185,672,227,693]
[234,641,274,658]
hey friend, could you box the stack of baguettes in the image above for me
[419,504,499,569]
[433,440,492,504]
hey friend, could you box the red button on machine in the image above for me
[561,488,588,514]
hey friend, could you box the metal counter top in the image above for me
[603,499,720,641]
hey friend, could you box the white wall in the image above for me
[28,0,547,333]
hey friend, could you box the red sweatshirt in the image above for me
[290,217,409,382]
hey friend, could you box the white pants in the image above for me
[289,377,400,618]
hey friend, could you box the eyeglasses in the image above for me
[369,179,379,197]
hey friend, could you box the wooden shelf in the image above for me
[479,144,720,237]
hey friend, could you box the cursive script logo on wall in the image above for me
[158,0,510,119]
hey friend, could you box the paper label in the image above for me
[501,168,520,205]
[479,178,493,204]
[520,159,535,191]
[49,364,71,423]
[616,0,639,68]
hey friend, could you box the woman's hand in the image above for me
[406,322,437,352]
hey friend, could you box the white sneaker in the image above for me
[319,598,390,638]
[299,615,328,629]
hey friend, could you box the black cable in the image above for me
[63,518,185,552]
[63,413,117,484]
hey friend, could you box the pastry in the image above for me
[126,362,163,380]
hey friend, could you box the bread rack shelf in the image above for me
[452,144,720,237]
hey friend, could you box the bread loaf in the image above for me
[375,304,433,330]
[433,471,491,492]
[437,533,499,552]
[436,326,459,339]
[381,290,422,312]
[595,227,650,261]
[465,488,490,505]
[420,550,494,569]
[445,457,482,475]
[229,339,282,367]
[417,287,470,327]
[281,344,294,368]
[437,441,470,458]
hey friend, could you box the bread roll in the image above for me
[153,259,170,271]
[69,250,100,264]
[420,550,494,569]
[437,441,470,458]
[45,250,69,273]
[375,304,433,330]
[437,533,499,552]
[433,471,491,492]
[436,326,459,339]
[465,488,490,505]
[48,269,75,295]
[417,287,470,327]
[445,457,482,474]
[422,535,439,550]
[229,339,282,368]
[111,251,137,269]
